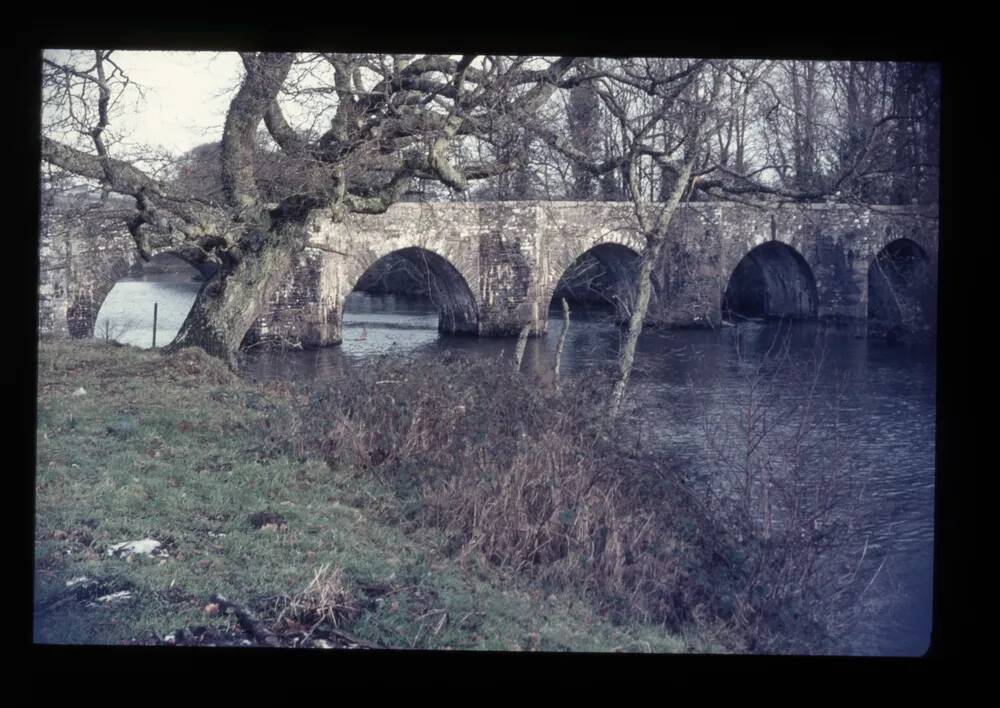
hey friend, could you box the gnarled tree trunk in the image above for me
[165,220,303,365]
[42,52,584,365]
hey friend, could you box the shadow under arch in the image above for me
[347,246,479,335]
[548,242,642,321]
[868,238,935,335]
[723,241,818,321]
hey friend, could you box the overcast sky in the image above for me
[43,50,244,157]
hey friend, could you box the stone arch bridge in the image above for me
[38,201,939,346]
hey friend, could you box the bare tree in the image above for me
[41,51,583,364]
[607,64,722,415]
[537,56,938,413]
[525,58,722,414]
[695,59,940,206]
[698,328,878,652]
[567,82,601,200]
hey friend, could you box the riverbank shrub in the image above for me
[308,354,747,640]
[696,328,886,653]
[308,344,880,653]
[36,339,695,651]
[35,338,878,652]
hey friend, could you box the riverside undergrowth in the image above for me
[302,345,869,654]
[33,339,713,651]
[305,352,754,645]
[35,337,857,653]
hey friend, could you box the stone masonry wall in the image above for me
[41,201,938,345]
[38,210,140,339]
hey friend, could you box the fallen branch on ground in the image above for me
[211,593,279,646]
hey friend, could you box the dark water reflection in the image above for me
[104,285,937,656]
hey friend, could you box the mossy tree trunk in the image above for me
[164,220,304,365]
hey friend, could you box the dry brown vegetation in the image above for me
[306,354,744,637]
[296,341,884,653]
[37,338,877,652]
[36,339,696,651]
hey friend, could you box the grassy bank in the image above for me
[34,339,726,652]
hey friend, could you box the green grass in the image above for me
[33,338,714,652]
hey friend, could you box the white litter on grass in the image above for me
[65,576,90,588]
[107,539,166,558]
[72,387,87,397]
[92,591,133,604]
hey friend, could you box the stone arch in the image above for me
[51,218,141,339]
[546,241,642,320]
[67,254,138,338]
[723,241,818,321]
[91,252,204,344]
[342,246,479,335]
[867,238,935,334]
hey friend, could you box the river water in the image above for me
[96,281,937,656]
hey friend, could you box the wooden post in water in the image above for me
[104,320,110,342]
[554,298,570,386]
[152,302,158,348]
[513,322,531,372]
